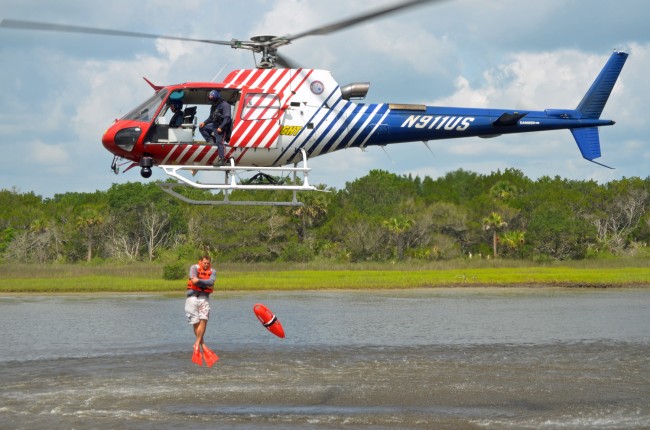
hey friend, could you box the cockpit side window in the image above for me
[242,93,281,121]
[121,89,169,122]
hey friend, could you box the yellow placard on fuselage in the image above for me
[279,125,303,136]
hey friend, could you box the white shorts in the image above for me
[185,295,211,325]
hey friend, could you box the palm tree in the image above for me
[500,230,526,256]
[75,208,105,262]
[489,180,518,202]
[383,216,413,260]
[482,212,507,258]
[291,192,328,243]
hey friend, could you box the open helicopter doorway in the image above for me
[149,88,240,145]
[147,86,314,206]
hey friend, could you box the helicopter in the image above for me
[0,0,628,206]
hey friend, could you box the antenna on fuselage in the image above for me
[211,64,228,82]
[380,145,395,164]
[423,141,437,158]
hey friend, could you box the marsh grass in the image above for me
[1,257,649,293]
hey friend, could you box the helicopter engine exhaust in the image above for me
[341,82,370,100]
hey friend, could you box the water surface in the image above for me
[1,288,649,429]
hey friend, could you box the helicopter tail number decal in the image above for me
[400,115,475,131]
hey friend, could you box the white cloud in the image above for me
[31,140,70,165]
[431,50,621,110]
[444,135,567,158]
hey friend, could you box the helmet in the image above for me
[167,90,184,109]
[208,90,221,102]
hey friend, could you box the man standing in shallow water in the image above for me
[185,255,219,367]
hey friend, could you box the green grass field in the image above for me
[1,259,649,293]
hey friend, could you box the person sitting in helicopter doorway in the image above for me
[199,90,231,166]
[167,90,185,128]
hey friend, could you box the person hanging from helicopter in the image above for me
[167,90,185,128]
[199,90,231,166]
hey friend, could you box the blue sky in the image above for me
[1,0,648,197]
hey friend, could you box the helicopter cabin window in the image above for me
[242,93,281,121]
[122,89,168,122]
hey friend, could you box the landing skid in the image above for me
[158,182,308,206]
[158,149,316,206]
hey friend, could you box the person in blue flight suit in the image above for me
[199,90,231,166]
[168,101,184,128]
[167,91,185,128]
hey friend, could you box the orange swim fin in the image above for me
[191,345,203,367]
[202,345,219,367]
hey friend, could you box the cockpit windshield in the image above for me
[121,89,169,122]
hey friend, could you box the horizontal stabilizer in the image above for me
[571,127,601,160]
[545,109,580,119]
[576,51,628,119]
[493,112,527,126]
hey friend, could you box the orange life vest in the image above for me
[187,261,214,294]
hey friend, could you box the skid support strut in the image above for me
[158,149,317,206]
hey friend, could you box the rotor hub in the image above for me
[250,35,277,43]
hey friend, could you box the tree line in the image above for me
[1,168,649,264]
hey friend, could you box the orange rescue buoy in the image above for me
[253,303,285,338]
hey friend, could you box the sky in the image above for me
[0,0,649,198]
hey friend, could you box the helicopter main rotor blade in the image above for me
[276,53,300,69]
[277,0,444,44]
[2,0,447,68]
[0,18,235,47]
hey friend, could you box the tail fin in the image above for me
[571,51,627,167]
[571,127,614,168]
[576,51,628,119]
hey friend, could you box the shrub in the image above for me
[163,261,187,280]
[280,242,314,262]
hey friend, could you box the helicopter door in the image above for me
[230,91,281,148]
